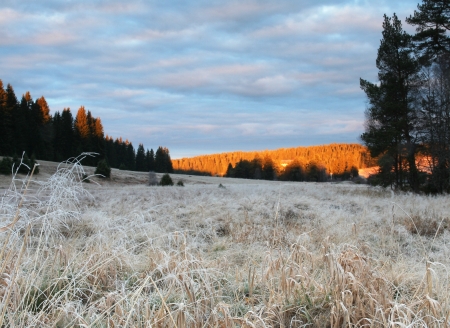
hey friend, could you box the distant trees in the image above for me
[361,0,450,193]
[173,144,372,177]
[226,156,329,182]
[0,79,173,175]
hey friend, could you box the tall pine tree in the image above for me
[361,14,422,191]
[406,0,450,63]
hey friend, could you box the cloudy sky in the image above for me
[0,0,418,158]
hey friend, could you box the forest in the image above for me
[0,80,173,174]
[173,143,374,179]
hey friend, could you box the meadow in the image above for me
[0,158,449,327]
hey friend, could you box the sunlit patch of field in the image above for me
[0,159,449,327]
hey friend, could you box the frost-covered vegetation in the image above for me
[0,160,449,327]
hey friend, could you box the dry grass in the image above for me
[0,159,449,327]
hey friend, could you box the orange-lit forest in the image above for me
[173,143,374,177]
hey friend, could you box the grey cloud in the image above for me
[0,0,418,157]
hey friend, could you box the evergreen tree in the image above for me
[146,148,155,171]
[60,108,74,160]
[360,14,422,191]
[406,0,450,63]
[154,146,173,173]
[280,160,306,181]
[225,163,235,177]
[125,141,136,170]
[15,95,30,155]
[0,80,7,155]
[1,84,17,155]
[135,144,146,171]
[52,111,64,161]
[262,156,276,180]
[35,96,53,160]
[105,136,118,168]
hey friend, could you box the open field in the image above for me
[0,159,450,327]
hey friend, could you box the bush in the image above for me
[160,173,173,186]
[11,153,39,175]
[119,163,126,170]
[176,180,184,186]
[0,157,13,175]
[95,160,111,178]
[82,174,91,183]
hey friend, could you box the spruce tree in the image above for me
[2,84,17,156]
[135,144,146,171]
[0,80,7,155]
[61,108,74,160]
[154,146,173,173]
[146,148,155,171]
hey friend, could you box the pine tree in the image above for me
[361,14,422,191]
[406,0,450,63]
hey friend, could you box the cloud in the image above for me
[0,0,417,157]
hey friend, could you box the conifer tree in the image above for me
[74,106,90,157]
[406,0,450,63]
[360,14,421,191]
[2,84,17,155]
[135,144,146,171]
[36,96,51,124]
[154,146,173,173]
[61,108,74,159]
[146,148,155,171]
[0,80,7,155]
[125,141,136,170]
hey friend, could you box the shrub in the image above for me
[0,157,13,175]
[403,215,450,237]
[160,173,173,186]
[11,153,39,174]
[82,174,91,183]
[176,180,184,186]
[95,160,111,178]
[119,163,126,170]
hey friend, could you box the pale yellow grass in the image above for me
[0,159,449,327]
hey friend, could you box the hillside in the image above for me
[173,143,374,176]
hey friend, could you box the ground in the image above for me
[0,159,449,327]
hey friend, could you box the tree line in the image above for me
[0,80,173,174]
[173,143,373,177]
[225,156,359,182]
[361,0,450,193]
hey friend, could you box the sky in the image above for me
[0,0,418,159]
